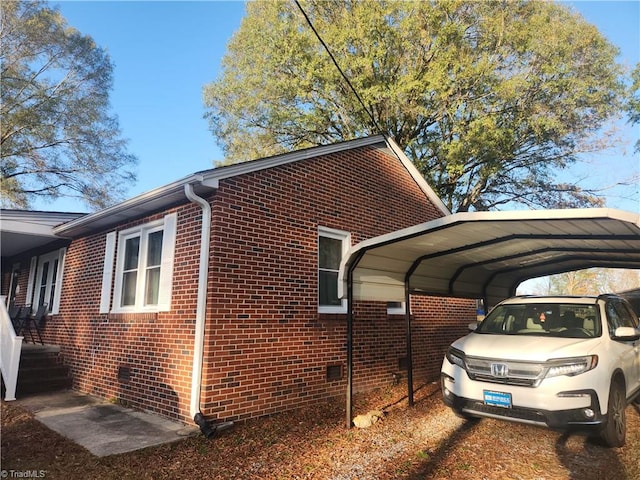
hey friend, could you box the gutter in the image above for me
[54,173,213,237]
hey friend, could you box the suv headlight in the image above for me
[545,356,598,379]
[446,347,466,369]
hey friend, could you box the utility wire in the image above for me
[294,0,384,136]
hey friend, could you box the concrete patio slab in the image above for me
[15,390,198,457]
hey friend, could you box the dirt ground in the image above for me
[2,381,640,479]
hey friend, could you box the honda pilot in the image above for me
[441,294,640,447]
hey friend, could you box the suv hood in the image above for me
[452,333,601,361]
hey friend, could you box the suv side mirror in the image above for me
[613,326,640,342]
[468,322,478,332]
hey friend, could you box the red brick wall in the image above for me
[1,263,30,305]
[200,145,474,422]
[34,143,475,425]
[40,204,203,422]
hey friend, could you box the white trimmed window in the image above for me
[107,213,177,313]
[318,227,350,314]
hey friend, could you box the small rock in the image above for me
[353,410,385,428]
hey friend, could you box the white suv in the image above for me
[441,294,640,447]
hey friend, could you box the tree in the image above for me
[628,63,640,153]
[1,1,136,210]
[547,268,640,295]
[204,0,626,212]
[548,270,601,296]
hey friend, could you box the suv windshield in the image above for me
[476,302,601,338]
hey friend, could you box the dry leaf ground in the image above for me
[2,381,639,479]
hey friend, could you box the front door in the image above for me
[32,251,60,312]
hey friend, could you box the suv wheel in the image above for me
[600,380,626,448]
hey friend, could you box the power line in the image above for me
[293,0,384,136]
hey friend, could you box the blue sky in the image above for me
[41,0,639,213]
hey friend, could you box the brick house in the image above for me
[1,135,474,425]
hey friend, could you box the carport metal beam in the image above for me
[404,263,416,408]
[448,247,640,292]
[413,233,639,297]
[345,249,417,428]
[345,250,364,428]
[345,242,425,428]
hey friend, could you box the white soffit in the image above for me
[0,210,84,257]
[339,208,640,306]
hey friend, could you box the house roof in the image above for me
[0,210,85,257]
[53,135,449,238]
[339,208,640,307]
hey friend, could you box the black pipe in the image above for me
[194,412,216,438]
[194,412,234,439]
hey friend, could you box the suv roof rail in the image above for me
[597,293,622,301]
[510,294,597,299]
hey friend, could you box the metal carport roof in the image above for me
[340,208,640,309]
[338,208,640,427]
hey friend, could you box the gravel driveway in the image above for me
[3,381,639,479]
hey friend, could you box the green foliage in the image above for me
[628,64,640,153]
[1,1,137,210]
[544,268,640,295]
[203,0,626,212]
[548,269,601,295]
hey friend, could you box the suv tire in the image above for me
[600,380,626,448]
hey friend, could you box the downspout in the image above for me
[184,184,211,425]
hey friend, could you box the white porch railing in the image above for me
[1,295,23,400]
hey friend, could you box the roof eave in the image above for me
[52,135,395,238]
[53,173,211,237]
[384,137,451,216]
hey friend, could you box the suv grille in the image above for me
[465,357,545,387]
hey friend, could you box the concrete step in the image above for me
[15,344,73,396]
[19,352,65,368]
[16,375,73,395]
[19,365,70,379]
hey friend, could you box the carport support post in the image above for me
[346,265,354,429]
[405,281,414,407]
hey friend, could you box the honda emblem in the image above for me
[491,363,509,377]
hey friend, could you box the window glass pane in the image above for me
[48,259,59,311]
[38,261,49,307]
[147,231,163,267]
[51,259,58,286]
[613,300,636,328]
[319,236,341,270]
[319,270,341,306]
[121,271,137,306]
[607,302,622,334]
[387,302,405,314]
[145,267,161,305]
[124,237,140,270]
[40,262,49,287]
